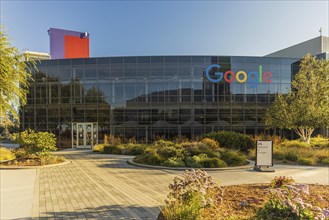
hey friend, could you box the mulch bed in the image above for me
[158,183,329,220]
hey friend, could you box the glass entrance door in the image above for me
[72,122,98,149]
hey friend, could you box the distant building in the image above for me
[265,36,329,59]
[22,36,329,148]
[48,28,90,59]
[24,51,51,61]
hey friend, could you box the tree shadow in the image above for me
[40,204,161,220]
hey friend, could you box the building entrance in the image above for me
[72,122,98,149]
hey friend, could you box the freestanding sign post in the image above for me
[254,140,275,172]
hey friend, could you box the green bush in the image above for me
[197,144,220,158]
[158,146,181,158]
[162,157,186,167]
[181,142,220,158]
[134,148,165,165]
[220,149,247,166]
[184,156,202,168]
[203,131,255,152]
[103,145,122,154]
[0,147,16,161]
[200,138,220,151]
[154,140,177,148]
[181,142,204,157]
[199,157,227,168]
[121,143,147,155]
[297,157,317,166]
[12,129,57,156]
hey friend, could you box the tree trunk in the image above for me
[294,127,314,144]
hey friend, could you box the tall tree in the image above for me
[0,26,34,126]
[264,54,329,143]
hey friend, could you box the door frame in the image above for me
[71,122,98,149]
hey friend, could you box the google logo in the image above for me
[205,64,272,87]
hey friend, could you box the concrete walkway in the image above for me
[0,169,36,220]
[1,149,328,219]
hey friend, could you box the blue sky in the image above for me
[1,1,328,57]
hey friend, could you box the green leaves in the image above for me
[264,54,329,141]
[12,129,57,156]
[0,26,35,126]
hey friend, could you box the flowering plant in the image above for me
[258,177,329,220]
[161,169,223,220]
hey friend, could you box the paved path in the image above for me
[0,169,36,220]
[1,149,328,220]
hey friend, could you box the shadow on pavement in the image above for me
[41,204,160,220]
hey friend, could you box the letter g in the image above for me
[206,64,223,83]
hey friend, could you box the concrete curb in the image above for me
[0,160,72,170]
[127,158,255,171]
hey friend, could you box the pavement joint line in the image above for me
[77,159,165,207]
[70,159,142,219]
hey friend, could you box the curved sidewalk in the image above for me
[1,149,328,220]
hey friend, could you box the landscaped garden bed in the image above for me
[94,132,254,168]
[157,170,329,220]
[249,135,329,166]
[0,129,64,167]
[94,132,328,168]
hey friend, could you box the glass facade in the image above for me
[22,56,298,147]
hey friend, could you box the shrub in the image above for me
[122,143,147,155]
[158,146,181,158]
[0,147,16,161]
[297,157,317,166]
[181,142,220,158]
[280,140,310,148]
[283,149,299,162]
[12,129,57,156]
[93,144,107,152]
[154,140,177,148]
[199,157,227,168]
[134,148,165,165]
[184,156,202,168]
[161,170,223,220]
[220,149,247,166]
[203,131,255,152]
[162,157,186,167]
[200,138,220,151]
[181,142,204,157]
[270,176,295,188]
[103,145,122,154]
[197,144,220,158]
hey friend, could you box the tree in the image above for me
[0,26,34,127]
[264,54,329,143]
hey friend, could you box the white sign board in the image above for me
[256,140,273,166]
